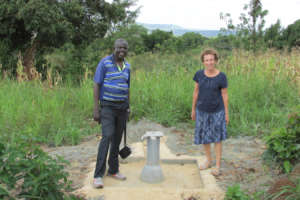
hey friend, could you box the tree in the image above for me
[0,0,139,77]
[179,32,207,50]
[264,20,284,49]
[107,24,148,55]
[282,19,300,50]
[205,35,237,51]
[106,0,140,33]
[143,29,174,52]
[220,0,268,51]
[248,0,267,51]
[0,0,73,78]
[63,0,139,46]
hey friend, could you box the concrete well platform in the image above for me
[75,137,224,200]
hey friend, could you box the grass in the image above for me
[129,49,300,136]
[0,49,299,145]
[0,79,98,146]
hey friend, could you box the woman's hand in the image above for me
[191,110,196,121]
[225,112,229,124]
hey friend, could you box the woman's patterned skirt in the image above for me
[194,109,227,144]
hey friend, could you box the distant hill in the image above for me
[137,23,220,37]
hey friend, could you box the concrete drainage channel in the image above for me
[75,132,224,200]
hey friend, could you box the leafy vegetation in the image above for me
[225,179,300,200]
[221,0,268,51]
[0,0,138,78]
[130,49,300,136]
[270,178,300,200]
[0,0,300,198]
[264,105,300,173]
[1,1,300,80]
[1,49,299,147]
[0,78,97,147]
[0,138,83,199]
[225,184,252,200]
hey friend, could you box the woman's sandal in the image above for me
[199,161,212,170]
[211,167,221,176]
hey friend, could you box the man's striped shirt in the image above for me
[94,54,130,102]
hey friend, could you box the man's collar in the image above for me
[112,54,126,71]
[112,54,126,64]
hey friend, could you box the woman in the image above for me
[191,49,229,176]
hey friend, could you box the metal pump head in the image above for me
[140,131,164,183]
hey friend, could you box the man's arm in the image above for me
[93,59,106,122]
[127,68,130,114]
[128,68,130,105]
[93,83,100,122]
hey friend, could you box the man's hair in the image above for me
[114,38,128,48]
[201,49,219,62]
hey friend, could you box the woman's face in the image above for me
[203,54,216,70]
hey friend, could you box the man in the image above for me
[93,38,130,188]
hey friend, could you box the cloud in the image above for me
[134,0,300,30]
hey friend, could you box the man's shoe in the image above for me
[93,177,104,188]
[107,172,126,180]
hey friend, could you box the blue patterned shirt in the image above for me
[94,54,130,102]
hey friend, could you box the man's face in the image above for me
[114,41,128,60]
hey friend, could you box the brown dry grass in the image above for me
[268,177,296,200]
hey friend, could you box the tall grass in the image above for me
[0,49,299,146]
[0,78,96,146]
[130,66,192,125]
[129,49,300,136]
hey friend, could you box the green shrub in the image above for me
[264,105,300,173]
[225,184,251,200]
[0,139,81,200]
[0,39,18,75]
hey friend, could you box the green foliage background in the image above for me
[264,105,300,173]
[1,49,299,146]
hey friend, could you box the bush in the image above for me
[0,138,81,200]
[225,184,251,200]
[0,39,18,75]
[264,105,300,173]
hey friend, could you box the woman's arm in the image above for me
[221,88,229,124]
[191,83,199,120]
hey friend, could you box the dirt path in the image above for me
[44,119,277,196]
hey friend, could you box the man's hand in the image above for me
[93,107,101,123]
[126,108,130,121]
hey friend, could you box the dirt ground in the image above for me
[44,119,280,198]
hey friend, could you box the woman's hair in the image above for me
[201,49,219,62]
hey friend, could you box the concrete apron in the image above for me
[74,136,224,200]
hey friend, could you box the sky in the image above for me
[129,0,300,30]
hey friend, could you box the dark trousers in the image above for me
[94,105,127,178]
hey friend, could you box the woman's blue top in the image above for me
[193,69,228,113]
